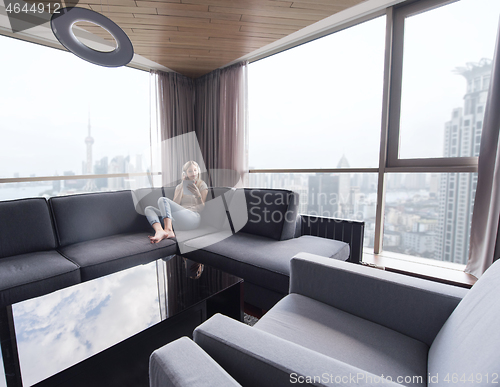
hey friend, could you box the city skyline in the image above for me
[250,58,490,264]
[0,33,150,179]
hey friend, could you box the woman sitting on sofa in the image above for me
[145,160,208,243]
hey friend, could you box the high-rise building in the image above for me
[63,170,84,191]
[108,155,126,190]
[435,59,491,264]
[83,113,98,192]
[52,175,61,193]
[307,174,339,218]
[94,156,108,190]
[337,155,351,218]
[84,113,94,175]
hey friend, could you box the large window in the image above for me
[249,0,500,270]
[0,35,156,200]
[388,0,500,166]
[249,16,386,170]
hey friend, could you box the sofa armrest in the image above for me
[298,215,364,263]
[194,314,402,387]
[149,337,241,387]
[289,253,469,346]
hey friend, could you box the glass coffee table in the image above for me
[0,255,243,387]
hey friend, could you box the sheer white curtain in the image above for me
[152,62,249,188]
[466,18,500,278]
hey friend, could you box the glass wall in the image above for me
[249,16,386,170]
[248,0,499,269]
[397,0,500,159]
[0,35,154,198]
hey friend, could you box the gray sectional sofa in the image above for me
[150,254,500,387]
[0,187,363,309]
[50,190,178,281]
[179,188,353,309]
[0,198,81,307]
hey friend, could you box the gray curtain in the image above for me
[152,62,248,188]
[195,62,249,186]
[152,71,196,187]
[465,17,500,278]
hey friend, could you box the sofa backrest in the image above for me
[200,187,233,229]
[50,190,151,247]
[428,259,500,379]
[0,198,57,258]
[238,189,299,241]
[131,187,164,216]
[162,186,176,200]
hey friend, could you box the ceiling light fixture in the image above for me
[50,7,134,67]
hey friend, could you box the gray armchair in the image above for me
[151,253,500,386]
[149,336,241,387]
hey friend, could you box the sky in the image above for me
[248,0,500,169]
[0,36,151,178]
[398,0,500,159]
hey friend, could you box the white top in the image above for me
[180,181,208,212]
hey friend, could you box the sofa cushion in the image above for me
[176,227,232,255]
[0,198,57,258]
[50,191,151,247]
[428,258,500,378]
[290,253,466,347]
[0,251,80,307]
[172,187,236,255]
[184,233,349,294]
[195,314,402,387]
[255,294,428,386]
[58,232,177,281]
[162,187,233,230]
[239,189,299,241]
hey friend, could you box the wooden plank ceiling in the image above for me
[69,0,365,78]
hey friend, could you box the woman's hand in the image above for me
[187,182,202,199]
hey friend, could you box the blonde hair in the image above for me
[182,160,204,189]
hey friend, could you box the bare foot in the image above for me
[165,229,176,239]
[148,230,169,244]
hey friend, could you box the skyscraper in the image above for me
[337,155,351,218]
[83,113,98,191]
[435,59,491,264]
[307,174,339,218]
[85,113,94,174]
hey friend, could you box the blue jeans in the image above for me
[145,197,200,231]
